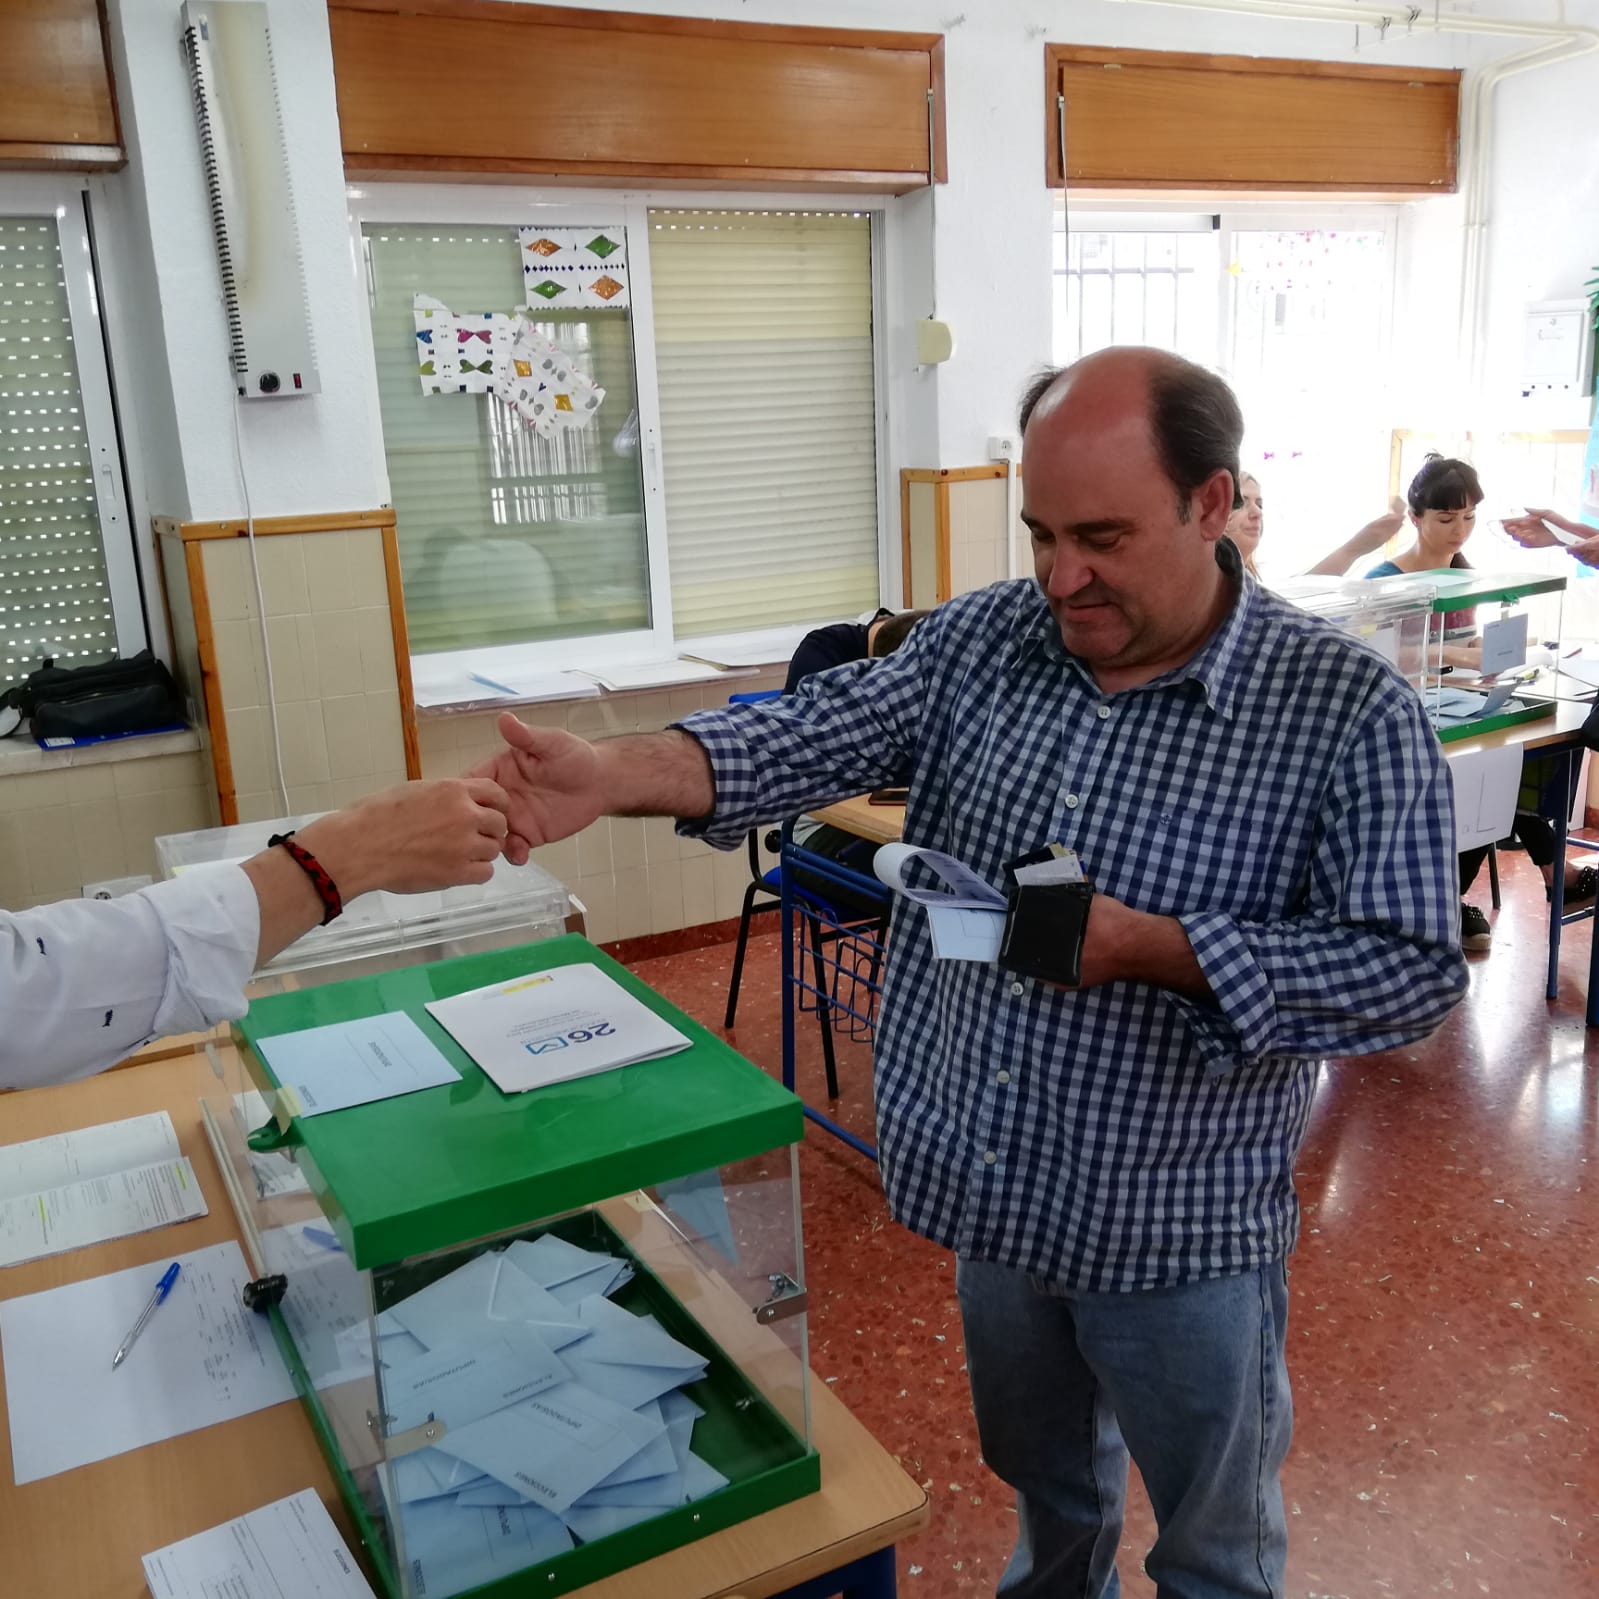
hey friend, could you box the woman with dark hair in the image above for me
[1365,453,1485,669]
[1366,455,1594,951]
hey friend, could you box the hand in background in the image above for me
[1501,508,1566,549]
[1569,536,1599,571]
[1348,506,1406,557]
[295,778,511,897]
[466,713,606,865]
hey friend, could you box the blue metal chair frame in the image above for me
[780,825,890,1162]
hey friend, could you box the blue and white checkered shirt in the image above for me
[678,563,1466,1291]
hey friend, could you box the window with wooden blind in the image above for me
[0,187,141,687]
[650,209,880,639]
[353,192,885,678]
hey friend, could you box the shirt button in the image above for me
[1065,793,1080,809]
[1096,703,1111,719]
[983,1150,998,1165]
[996,1070,1011,1084]
[1009,981,1025,996]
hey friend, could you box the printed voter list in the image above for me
[426,962,689,1094]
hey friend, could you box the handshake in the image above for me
[305,710,654,901]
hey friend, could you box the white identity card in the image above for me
[0,1240,294,1483]
[255,1011,460,1118]
[141,1487,376,1599]
[0,1112,206,1268]
[425,963,690,1094]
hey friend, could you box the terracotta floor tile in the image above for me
[626,847,1599,1597]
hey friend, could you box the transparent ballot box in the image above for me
[1409,569,1566,743]
[156,814,573,994]
[200,935,816,1599]
[1276,571,1437,696]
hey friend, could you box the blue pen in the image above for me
[111,1261,181,1370]
[468,672,517,698]
[303,1225,343,1252]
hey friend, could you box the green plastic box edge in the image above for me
[232,934,805,1269]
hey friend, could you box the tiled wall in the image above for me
[164,528,411,824]
[948,475,1013,593]
[419,668,789,945]
[902,467,1018,607]
[0,746,214,909]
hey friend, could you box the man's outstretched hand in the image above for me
[467,714,608,865]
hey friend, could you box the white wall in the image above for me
[98,0,1597,519]
[106,0,388,523]
[1480,43,1599,430]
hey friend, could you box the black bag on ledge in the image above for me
[1,650,186,743]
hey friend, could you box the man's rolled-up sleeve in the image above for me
[1167,695,1468,1071]
[673,627,932,850]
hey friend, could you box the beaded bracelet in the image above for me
[267,831,344,925]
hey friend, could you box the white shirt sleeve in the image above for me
[0,864,261,1092]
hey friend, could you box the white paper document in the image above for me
[0,1112,207,1268]
[411,666,599,710]
[676,623,818,669]
[1446,745,1524,853]
[141,1488,376,1599]
[1,1240,295,1483]
[875,842,1008,963]
[570,659,753,692]
[255,1011,460,1118]
[425,963,691,1094]
[1479,612,1530,677]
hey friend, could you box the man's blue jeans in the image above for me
[956,1257,1292,1598]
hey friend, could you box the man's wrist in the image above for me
[293,813,378,902]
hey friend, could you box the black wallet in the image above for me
[998,881,1095,986]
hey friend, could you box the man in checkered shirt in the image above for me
[475,347,1466,1597]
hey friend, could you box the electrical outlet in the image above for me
[82,874,153,901]
[987,433,1018,463]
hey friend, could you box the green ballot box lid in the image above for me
[233,935,803,1269]
[1412,568,1567,610]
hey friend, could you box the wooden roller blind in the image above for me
[331,0,946,192]
[1046,45,1459,193]
[0,0,122,170]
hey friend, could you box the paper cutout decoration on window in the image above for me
[502,317,606,435]
[411,294,605,438]
[413,294,511,395]
[517,226,630,308]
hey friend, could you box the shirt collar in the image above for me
[1011,539,1254,719]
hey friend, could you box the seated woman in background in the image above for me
[1364,454,1484,670]
[1366,455,1594,952]
[1226,469,1405,581]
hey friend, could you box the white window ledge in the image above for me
[0,727,202,778]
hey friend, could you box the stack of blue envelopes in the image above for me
[367,1234,726,1598]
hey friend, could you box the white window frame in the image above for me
[1053,196,1400,379]
[346,185,892,681]
[0,174,146,661]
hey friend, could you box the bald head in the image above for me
[1016,346,1244,691]
[1020,348,1244,519]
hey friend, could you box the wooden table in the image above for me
[809,796,904,848]
[0,1052,927,1599]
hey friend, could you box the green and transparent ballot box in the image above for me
[1280,568,1566,741]
[1277,571,1437,696]
[201,935,817,1599]
[1406,569,1565,742]
[156,813,574,996]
